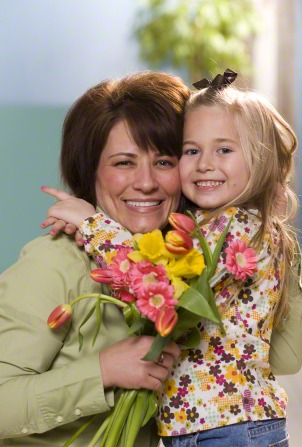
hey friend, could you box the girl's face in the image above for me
[179,105,249,209]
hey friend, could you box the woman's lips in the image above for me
[124,200,162,207]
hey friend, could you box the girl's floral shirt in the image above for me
[80,207,287,436]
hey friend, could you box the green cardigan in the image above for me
[0,233,301,445]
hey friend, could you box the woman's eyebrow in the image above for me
[107,152,137,159]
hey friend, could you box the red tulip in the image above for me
[168,213,196,235]
[91,268,113,284]
[155,306,178,337]
[47,304,72,329]
[165,230,193,254]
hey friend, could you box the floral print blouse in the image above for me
[158,207,287,436]
[80,207,287,437]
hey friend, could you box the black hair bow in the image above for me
[192,68,237,90]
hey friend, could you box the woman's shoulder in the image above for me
[18,233,96,272]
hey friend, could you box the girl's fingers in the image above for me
[75,231,84,246]
[40,217,59,229]
[41,186,73,201]
[48,220,70,236]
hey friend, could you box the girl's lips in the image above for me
[195,180,224,188]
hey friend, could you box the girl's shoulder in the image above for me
[195,207,261,238]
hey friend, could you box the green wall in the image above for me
[0,106,68,273]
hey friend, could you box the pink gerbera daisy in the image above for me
[225,240,258,282]
[129,260,169,295]
[136,282,177,322]
[109,247,134,282]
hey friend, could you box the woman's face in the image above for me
[95,120,181,234]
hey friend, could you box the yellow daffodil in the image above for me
[168,249,205,279]
[169,275,189,299]
[137,229,166,261]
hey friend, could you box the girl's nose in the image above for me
[196,153,215,172]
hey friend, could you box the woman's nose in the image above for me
[132,165,159,192]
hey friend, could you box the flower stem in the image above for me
[62,414,98,447]
[70,293,128,308]
[86,415,111,447]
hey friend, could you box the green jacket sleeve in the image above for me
[0,234,129,438]
[270,240,302,375]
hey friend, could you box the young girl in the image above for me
[42,72,298,446]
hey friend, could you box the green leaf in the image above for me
[142,391,157,426]
[187,210,213,270]
[102,390,137,447]
[209,215,233,278]
[123,305,134,327]
[177,287,219,323]
[77,304,96,351]
[124,390,149,447]
[171,307,202,341]
[207,282,226,336]
[128,317,147,335]
[189,267,210,302]
[62,415,98,447]
[179,326,201,349]
[142,333,173,361]
[92,298,102,347]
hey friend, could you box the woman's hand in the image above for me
[100,336,180,391]
[40,186,96,245]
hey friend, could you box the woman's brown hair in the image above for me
[61,71,190,206]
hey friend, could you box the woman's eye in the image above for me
[156,159,176,167]
[114,160,134,166]
[217,147,232,154]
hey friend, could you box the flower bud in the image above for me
[155,306,178,337]
[168,213,196,235]
[91,268,113,284]
[165,230,193,254]
[47,304,72,329]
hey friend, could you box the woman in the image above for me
[0,71,190,446]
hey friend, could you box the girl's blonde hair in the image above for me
[186,86,298,326]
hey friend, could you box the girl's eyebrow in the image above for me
[182,140,197,145]
[215,138,238,144]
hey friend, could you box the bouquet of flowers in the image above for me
[47,211,257,447]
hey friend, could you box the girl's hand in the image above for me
[99,336,180,391]
[40,186,96,244]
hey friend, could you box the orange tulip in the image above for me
[47,304,72,329]
[168,213,196,235]
[165,230,193,254]
[155,306,178,337]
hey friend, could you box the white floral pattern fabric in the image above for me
[158,207,287,436]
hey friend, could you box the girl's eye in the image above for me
[217,147,232,154]
[182,148,199,156]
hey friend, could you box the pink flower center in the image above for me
[149,294,165,308]
[235,252,246,267]
[119,259,131,273]
[143,272,158,285]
